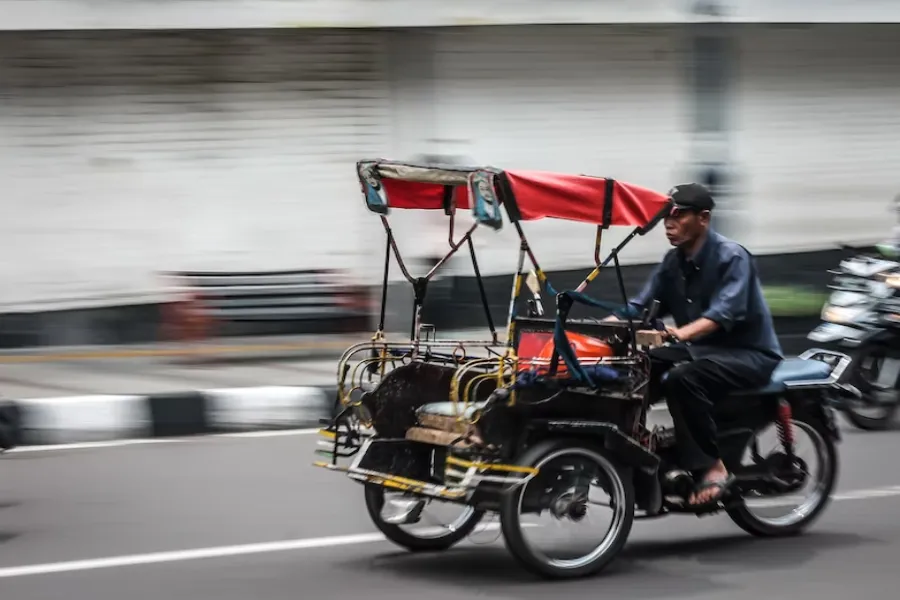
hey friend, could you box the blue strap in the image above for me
[553,315,595,386]
[583,364,622,381]
[512,363,620,391]
[513,370,549,389]
[614,303,642,319]
[531,278,636,389]
[543,279,632,317]
[565,290,624,313]
[547,288,640,389]
[544,279,559,296]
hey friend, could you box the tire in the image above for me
[499,439,635,579]
[843,343,899,431]
[844,401,898,431]
[363,483,485,552]
[727,411,839,537]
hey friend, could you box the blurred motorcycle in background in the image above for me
[809,211,900,430]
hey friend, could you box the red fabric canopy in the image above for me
[381,179,472,210]
[504,170,671,228]
[373,166,670,229]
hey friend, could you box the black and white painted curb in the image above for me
[1,386,336,447]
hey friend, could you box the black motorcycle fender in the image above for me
[791,392,842,442]
[527,419,660,473]
[816,398,842,442]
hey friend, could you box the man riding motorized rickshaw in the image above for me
[608,183,783,508]
[316,160,853,580]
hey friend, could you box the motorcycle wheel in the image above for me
[843,345,899,431]
[727,410,838,537]
[363,483,485,552]
[845,400,898,431]
[499,439,634,579]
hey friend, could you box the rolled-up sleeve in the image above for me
[702,249,751,331]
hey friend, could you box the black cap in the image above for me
[668,183,715,212]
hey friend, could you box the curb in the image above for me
[5,386,337,446]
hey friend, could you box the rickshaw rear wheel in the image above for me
[363,484,485,552]
[499,439,635,579]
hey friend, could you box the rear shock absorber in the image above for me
[776,398,795,458]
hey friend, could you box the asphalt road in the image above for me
[1,423,900,600]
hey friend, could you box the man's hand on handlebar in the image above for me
[665,326,684,342]
[665,318,719,344]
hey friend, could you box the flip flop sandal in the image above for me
[687,474,736,509]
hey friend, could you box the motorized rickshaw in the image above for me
[315,159,856,579]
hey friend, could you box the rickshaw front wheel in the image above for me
[364,484,485,552]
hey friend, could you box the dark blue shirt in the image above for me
[629,230,783,370]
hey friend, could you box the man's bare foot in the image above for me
[688,460,733,506]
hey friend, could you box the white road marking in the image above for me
[0,532,386,579]
[834,485,900,501]
[215,428,320,439]
[0,486,899,579]
[0,523,507,579]
[8,438,190,453]
[743,485,900,508]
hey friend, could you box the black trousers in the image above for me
[648,345,774,472]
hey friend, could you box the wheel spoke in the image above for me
[365,485,483,551]
[501,443,634,578]
[733,418,835,533]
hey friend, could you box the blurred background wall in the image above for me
[0,0,897,345]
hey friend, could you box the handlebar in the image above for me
[637,299,681,344]
[646,299,661,324]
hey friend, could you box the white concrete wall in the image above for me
[0,1,689,31]
[0,30,394,311]
[2,0,899,31]
[0,23,897,311]
[733,24,900,254]
[426,25,688,275]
